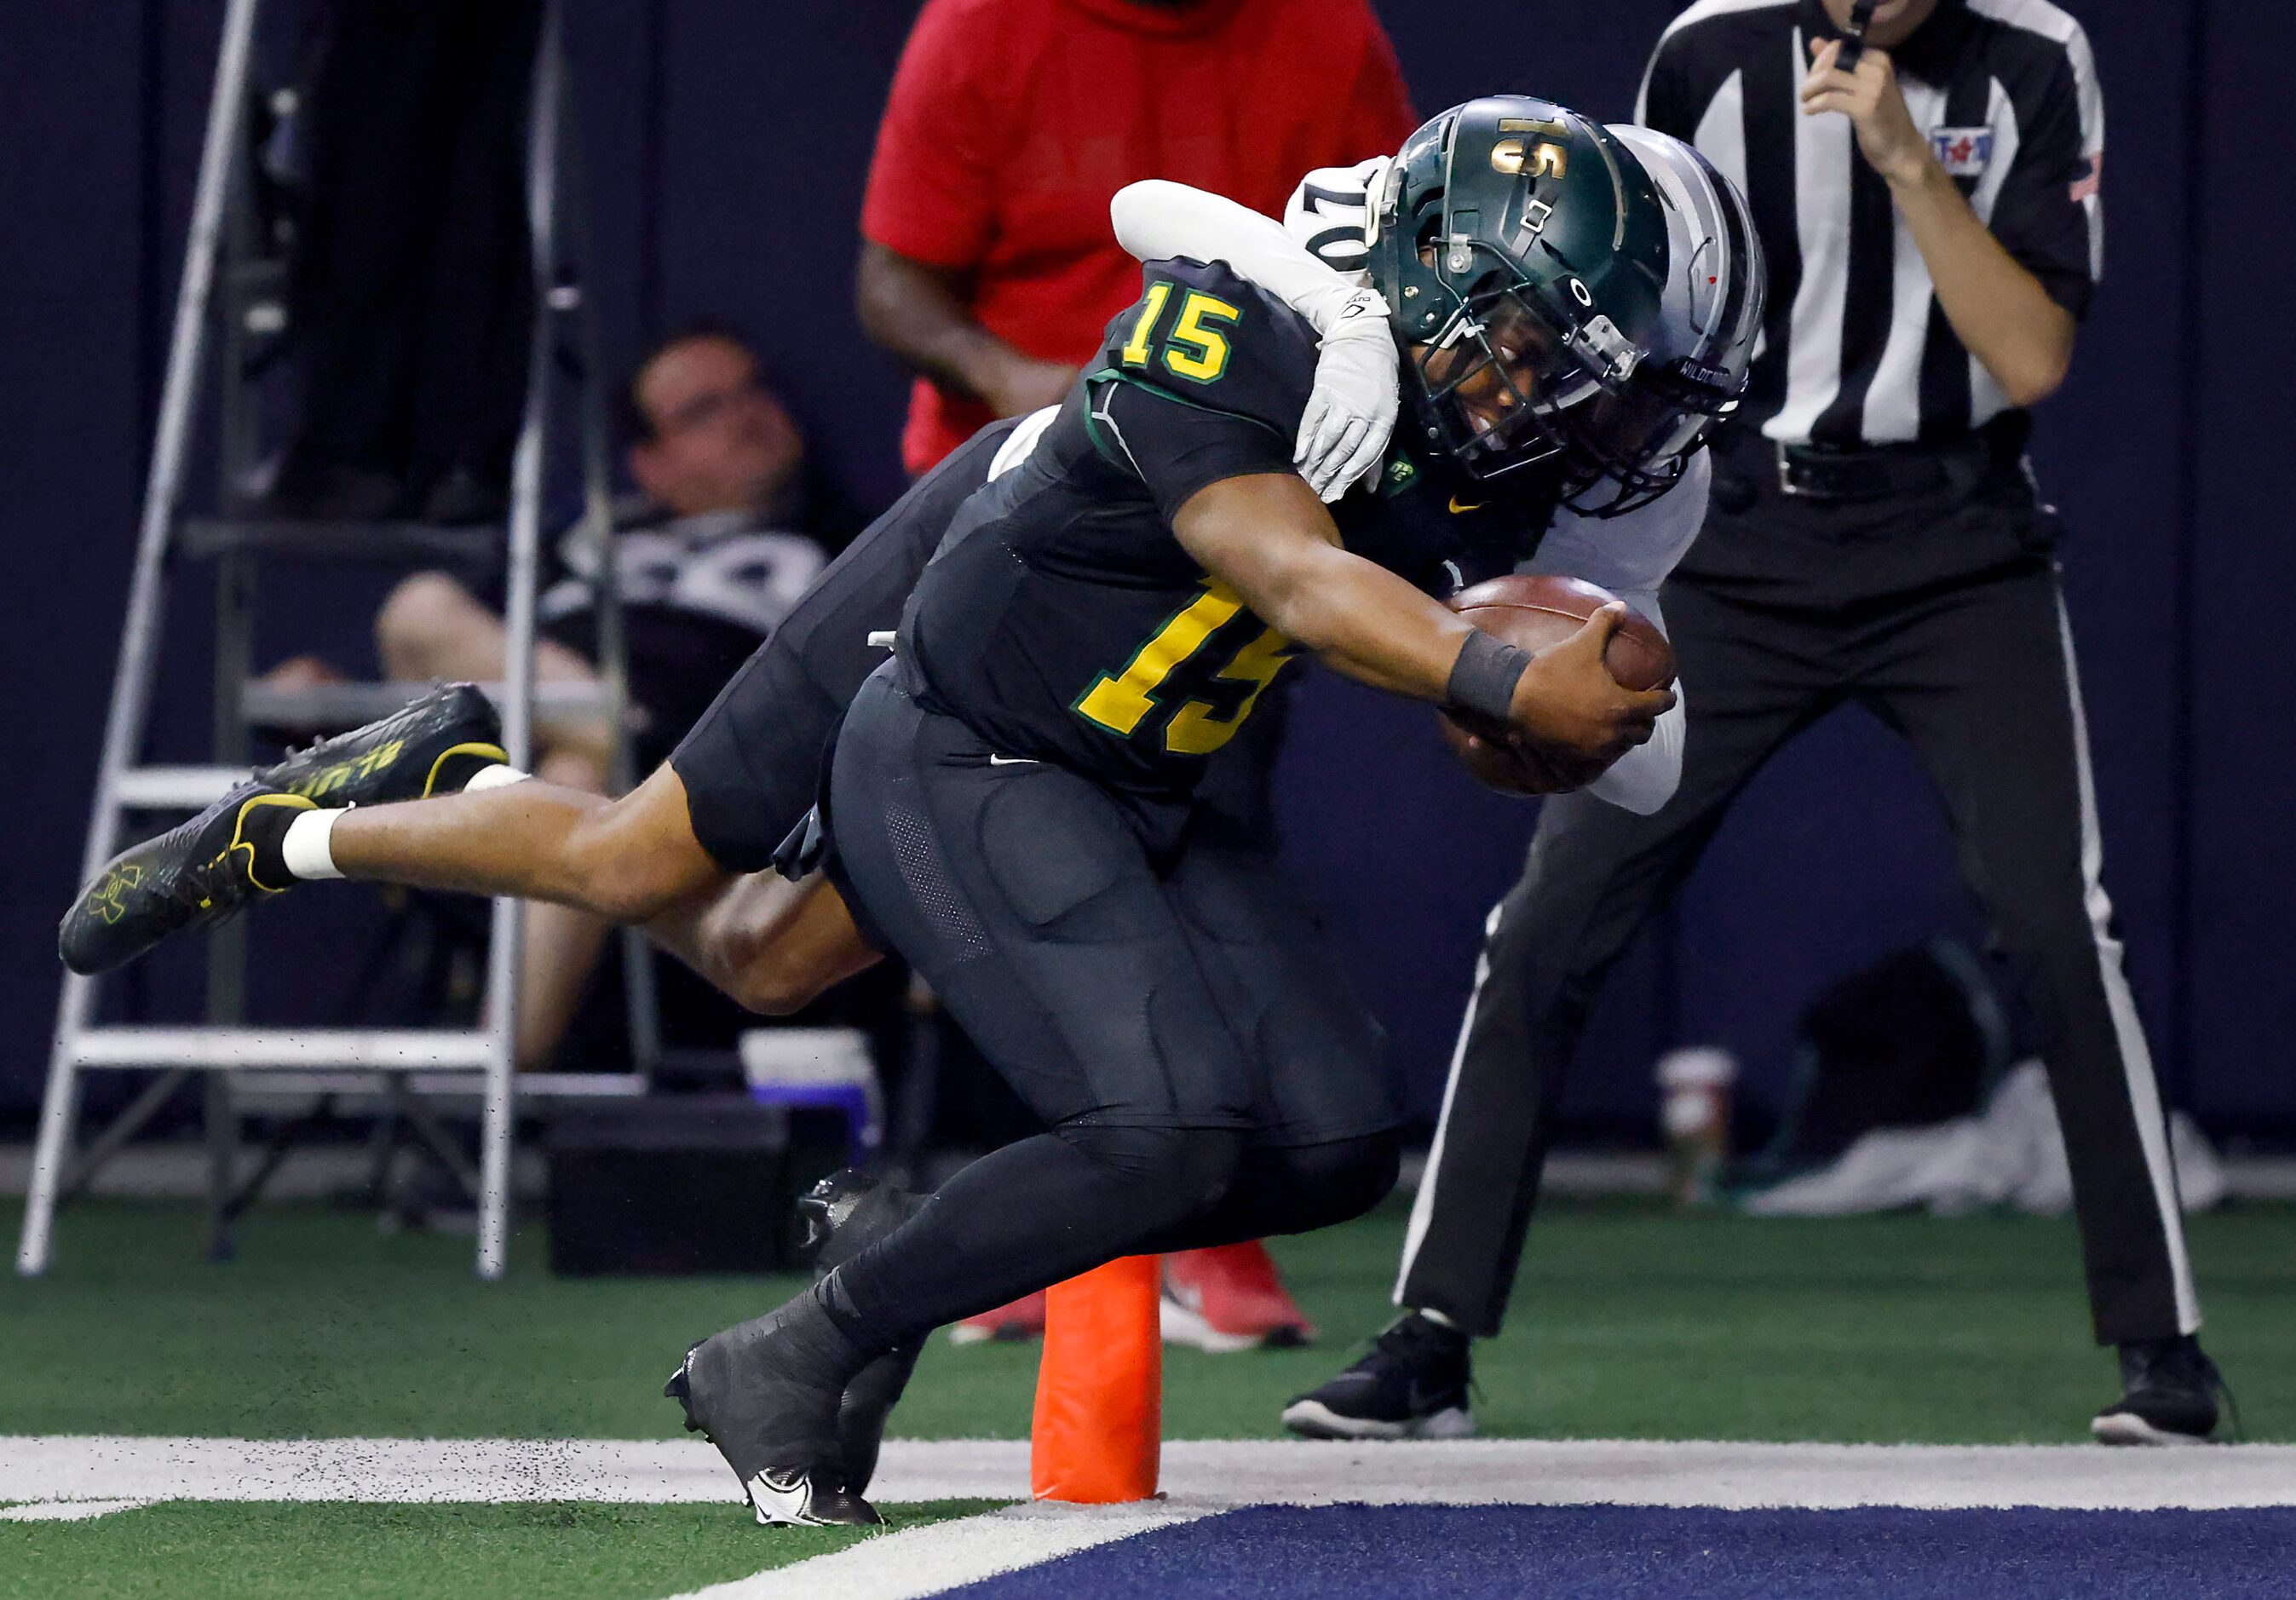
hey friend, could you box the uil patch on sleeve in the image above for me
[1928,127,1996,179]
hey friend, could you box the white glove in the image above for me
[1294,287,1398,502]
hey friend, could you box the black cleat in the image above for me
[2093,1336,2235,1446]
[800,1169,931,1496]
[665,1291,881,1528]
[60,783,314,976]
[1280,1311,1476,1441]
[256,682,504,805]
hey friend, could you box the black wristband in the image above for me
[1445,630,1533,725]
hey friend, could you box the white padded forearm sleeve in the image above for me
[1110,180,1365,332]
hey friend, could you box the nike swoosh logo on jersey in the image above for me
[1449,497,1485,515]
[987,754,1036,767]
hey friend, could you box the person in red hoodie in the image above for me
[858,0,1414,475]
[855,0,1415,1350]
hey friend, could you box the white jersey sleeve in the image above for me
[1109,178,1370,335]
[1281,158,1390,285]
[1522,452,1710,815]
[1111,165,1401,501]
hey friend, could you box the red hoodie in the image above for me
[862,0,1414,475]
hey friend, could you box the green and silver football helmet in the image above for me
[1367,96,1765,513]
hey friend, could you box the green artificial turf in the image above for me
[0,1499,997,1600]
[1,1194,2290,1445]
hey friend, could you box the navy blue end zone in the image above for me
[947,1504,2296,1598]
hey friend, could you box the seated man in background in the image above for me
[283,325,831,1068]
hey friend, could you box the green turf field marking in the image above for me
[0,1499,999,1600]
[1,1197,2287,1443]
[0,1499,149,1522]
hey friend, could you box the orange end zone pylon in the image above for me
[1031,1255,1163,1502]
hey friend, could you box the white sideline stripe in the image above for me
[3,1437,2295,1512]
[0,1499,152,1522]
[666,1501,1214,1600]
[0,1437,742,1509]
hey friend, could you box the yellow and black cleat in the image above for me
[256,682,505,807]
[59,786,314,976]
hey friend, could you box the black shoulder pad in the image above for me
[1091,257,1321,440]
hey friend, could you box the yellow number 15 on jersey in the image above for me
[1119,284,1240,385]
[1075,581,1295,756]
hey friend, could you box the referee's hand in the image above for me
[1802,37,1936,188]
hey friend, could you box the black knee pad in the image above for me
[1056,1121,1247,1228]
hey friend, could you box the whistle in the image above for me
[1839,0,1879,69]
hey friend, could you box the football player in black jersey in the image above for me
[663,97,1759,1528]
[61,97,1763,1528]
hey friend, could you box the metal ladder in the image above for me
[16,0,650,1280]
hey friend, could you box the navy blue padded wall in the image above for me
[0,0,2284,1138]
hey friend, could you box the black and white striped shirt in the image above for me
[1637,0,2103,449]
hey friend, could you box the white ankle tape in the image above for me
[281,809,346,881]
[463,763,532,793]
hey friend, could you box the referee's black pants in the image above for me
[1399,556,2199,1347]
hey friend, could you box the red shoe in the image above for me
[1160,1242,1315,1353]
[947,1289,1049,1344]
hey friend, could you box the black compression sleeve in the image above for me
[1446,630,1532,724]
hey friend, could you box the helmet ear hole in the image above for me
[1409,210,1445,268]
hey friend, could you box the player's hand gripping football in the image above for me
[1504,604,1677,784]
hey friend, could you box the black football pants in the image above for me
[820,665,1400,1347]
[1398,556,2199,1346]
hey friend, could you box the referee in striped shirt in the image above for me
[1286,0,2230,1447]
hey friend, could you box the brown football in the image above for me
[1439,573,1676,797]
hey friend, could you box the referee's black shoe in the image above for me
[665,1291,881,1528]
[2092,1336,2235,1446]
[1280,1311,1476,1441]
[59,783,314,976]
[256,681,504,805]
[799,1169,930,1496]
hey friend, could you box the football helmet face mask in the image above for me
[1367,97,1765,515]
[1586,122,1767,512]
